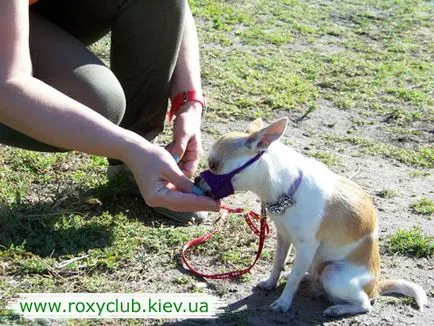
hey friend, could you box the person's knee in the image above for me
[48,64,126,125]
[72,64,126,125]
[94,76,126,125]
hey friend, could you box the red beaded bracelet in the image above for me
[168,90,206,123]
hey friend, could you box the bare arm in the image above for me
[0,1,133,159]
[168,2,204,177]
[170,2,202,97]
[0,0,218,212]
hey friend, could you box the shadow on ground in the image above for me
[0,173,177,258]
[169,280,355,326]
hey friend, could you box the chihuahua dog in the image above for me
[196,118,427,317]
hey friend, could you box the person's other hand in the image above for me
[167,102,203,178]
[123,137,218,212]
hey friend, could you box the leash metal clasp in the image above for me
[261,202,267,218]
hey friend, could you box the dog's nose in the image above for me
[208,159,220,171]
[194,175,214,199]
[194,175,202,185]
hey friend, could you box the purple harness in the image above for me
[199,151,265,200]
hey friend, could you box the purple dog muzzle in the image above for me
[198,151,265,200]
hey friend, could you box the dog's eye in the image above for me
[209,159,219,171]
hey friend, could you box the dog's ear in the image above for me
[246,118,264,134]
[246,118,288,151]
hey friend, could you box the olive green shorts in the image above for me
[0,0,186,152]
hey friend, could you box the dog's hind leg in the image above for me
[320,261,373,317]
[257,230,291,290]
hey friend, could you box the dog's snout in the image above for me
[194,175,214,199]
[208,159,220,171]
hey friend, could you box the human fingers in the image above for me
[179,136,201,178]
[179,159,198,179]
[150,186,219,212]
[170,131,190,164]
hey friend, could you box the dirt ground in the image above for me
[161,106,433,325]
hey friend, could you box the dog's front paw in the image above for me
[269,296,291,313]
[323,305,345,318]
[257,278,277,290]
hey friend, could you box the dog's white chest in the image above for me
[271,212,308,244]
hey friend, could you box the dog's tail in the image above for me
[378,279,427,311]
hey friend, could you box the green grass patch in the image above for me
[363,144,433,168]
[409,170,431,178]
[181,212,273,274]
[385,226,434,258]
[324,135,434,168]
[309,150,341,167]
[187,0,434,178]
[388,296,418,309]
[410,198,434,216]
[376,189,398,199]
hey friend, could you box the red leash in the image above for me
[180,204,270,279]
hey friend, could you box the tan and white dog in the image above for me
[197,118,427,317]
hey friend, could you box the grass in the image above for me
[323,135,434,168]
[187,0,433,168]
[388,296,419,310]
[385,226,434,258]
[1,0,434,324]
[410,198,434,216]
[376,189,398,199]
[181,211,273,276]
[308,150,341,167]
[194,0,433,117]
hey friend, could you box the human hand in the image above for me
[167,102,203,178]
[122,135,218,212]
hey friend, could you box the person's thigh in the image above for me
[32,0,186,142]
[111,0,186,140]
[31,0,115,46]
[30,12,126,124]
[0,12,126,152]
